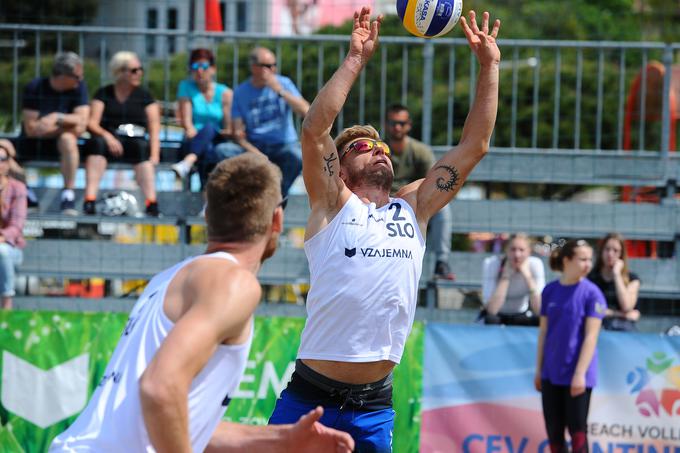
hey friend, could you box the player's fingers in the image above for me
[353,10,360,29]
[371,15,382,39]
[459,16,474,41]
[481,11,489,34]
[468,10,480,34]
[361,6,371,28]
[491,19,501,39]
[298,406,323,428]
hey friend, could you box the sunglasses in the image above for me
[127,66,144,74]
[341,139,391,159]
[257,63,276,69]
[388,119,410,127]
[277,196,288,211]
[190,62,211,71]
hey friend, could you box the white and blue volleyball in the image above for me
[397,0,463,38]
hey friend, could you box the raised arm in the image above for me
[301,6,382,209]
[406,11,500,229]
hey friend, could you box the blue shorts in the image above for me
[269,360,395,453]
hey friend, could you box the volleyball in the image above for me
[397,0,463,38]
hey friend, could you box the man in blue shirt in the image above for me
[19,52,90,215]
[232,47,309,196]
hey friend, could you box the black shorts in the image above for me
[84,135,150,164]
[287,359,393,411]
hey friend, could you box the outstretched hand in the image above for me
[288,406,355,453]
[459,11,501,67]
[348,6,383,65]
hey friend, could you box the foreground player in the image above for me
[50,154,354,452]
[269,5,501,451]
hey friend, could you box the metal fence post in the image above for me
[422,39,434,145]
[660,44,673,182]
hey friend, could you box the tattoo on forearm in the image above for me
[435,165,460,192]
[323,153,338,176]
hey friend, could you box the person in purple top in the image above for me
[534,239,606,453]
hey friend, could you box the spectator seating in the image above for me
[14,147,680,310]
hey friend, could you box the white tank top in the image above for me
[50,252,252,453]
[298,194,425,364]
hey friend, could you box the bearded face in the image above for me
[343,164,393,193]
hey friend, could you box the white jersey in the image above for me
[50,252,252,453]
[298,194,426,364]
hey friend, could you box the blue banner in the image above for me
[420,323,680,453]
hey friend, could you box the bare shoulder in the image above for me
[184,258,261,309]
[394,179,423,210]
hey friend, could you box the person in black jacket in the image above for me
[588,233,641,331]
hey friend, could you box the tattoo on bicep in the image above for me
[323,153,338,177]
[435,165,460,192]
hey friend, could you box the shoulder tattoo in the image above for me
[434,165,460,192]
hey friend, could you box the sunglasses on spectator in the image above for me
[127,66,144,74]
[388,119,410,127]
[66,73,83,81]
[257,62,276,69]
[341,139,391,159]
[190,62,211,71]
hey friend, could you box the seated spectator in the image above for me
[17,52,89,215]
[385,103,454,279]
[588,233,641,331]
[231,46,310,196]
[0,145,27,310]
[480,233,545,326]
[172,48,242,188]
[0,139,38,208]
[84,51,160,216]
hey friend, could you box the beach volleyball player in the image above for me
[268,6,501,452]
[49,154,354,452]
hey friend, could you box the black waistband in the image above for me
[288,360,393,411]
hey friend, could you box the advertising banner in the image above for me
[0,311,422,453]
[420,323,680,453]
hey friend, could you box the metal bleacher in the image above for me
[3,25,680,320]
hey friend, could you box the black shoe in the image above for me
[83,200,96,215]
[145,201,160,217]
[60,199,78,216]
[434,260,455,280]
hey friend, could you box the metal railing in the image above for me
[1,24,679,307]
[1,24,678,153]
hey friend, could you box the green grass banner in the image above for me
[0,311,422,453]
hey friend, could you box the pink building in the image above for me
[271,0,381,35]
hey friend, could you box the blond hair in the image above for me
[109,51,139,81]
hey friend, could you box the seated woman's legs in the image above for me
[0,243,23,310]
[121,137,158,216]
[173,125,218,180]
[83,136,109,214]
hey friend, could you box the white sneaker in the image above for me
[171,161,190,180]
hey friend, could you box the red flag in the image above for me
[205,0,223,31]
